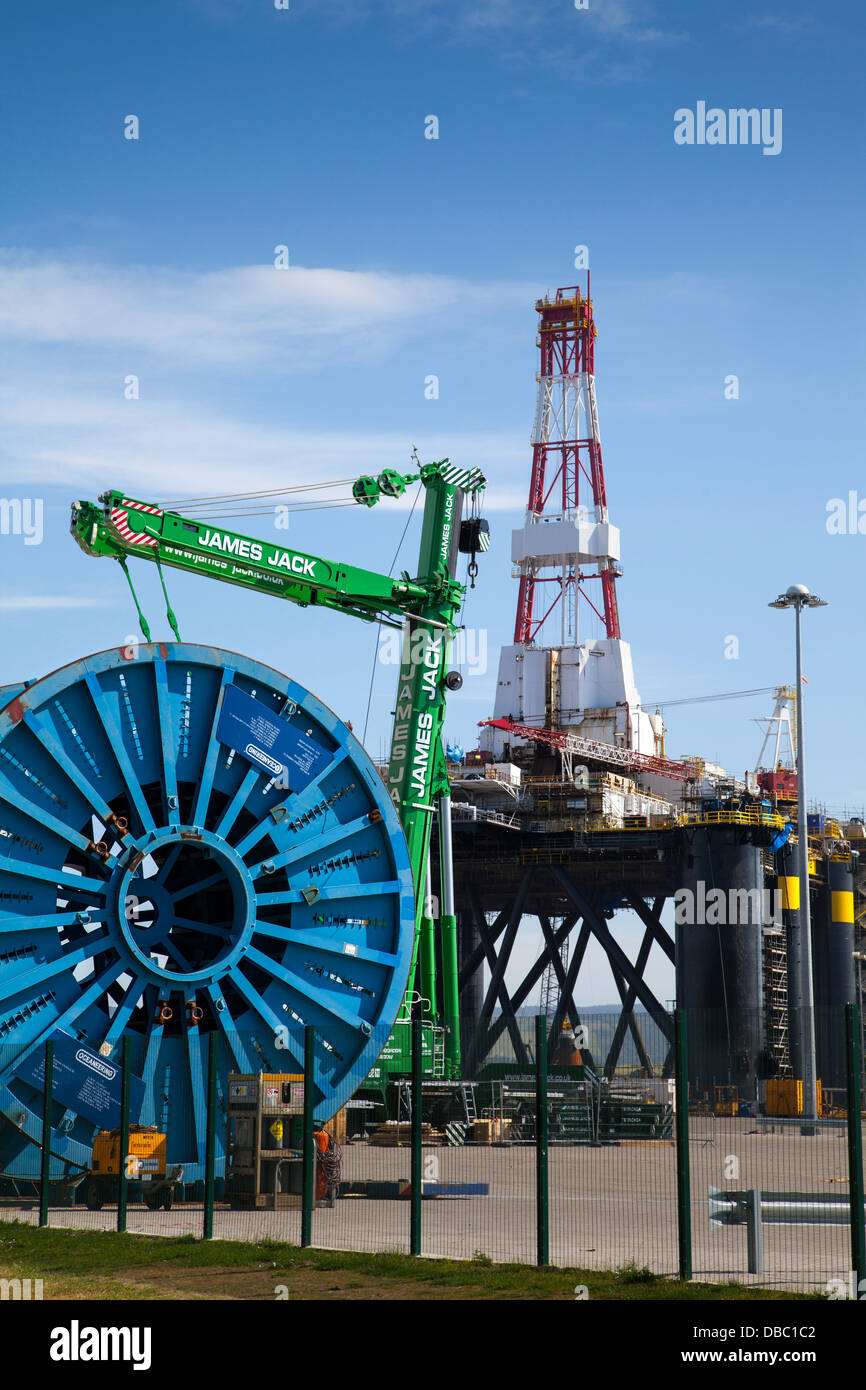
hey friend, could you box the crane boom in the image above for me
[72,491,432,626]
[71,459,488,1077]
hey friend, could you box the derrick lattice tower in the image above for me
[484,279,663,761]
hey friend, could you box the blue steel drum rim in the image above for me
[0,643,414,1177]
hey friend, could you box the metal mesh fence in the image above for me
[688,1006,857,1293]
[1,1007,864,1297]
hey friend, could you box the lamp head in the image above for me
[768,585,828,610]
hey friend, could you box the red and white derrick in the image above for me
[513,280,621,648]
[483,279,665,767]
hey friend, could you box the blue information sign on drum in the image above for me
[19,1032,145,1130]
[217,684,331,790]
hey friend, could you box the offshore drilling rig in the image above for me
[441,279,863,1100]
[0,276,860,1187]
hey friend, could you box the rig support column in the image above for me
[816,857,856,1088]
[457,907,484,1066]
[677,828,765,1093]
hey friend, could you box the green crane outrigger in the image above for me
[70,459,489,1080]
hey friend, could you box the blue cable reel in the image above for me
[0,644,415,1181]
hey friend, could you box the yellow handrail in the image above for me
[684,810,786,829]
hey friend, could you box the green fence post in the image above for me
[117,1035,131,1233]
[301,1024,315,1248]
[203,1030,218,1240]
[39,1040,53,1228]
[535,1013,549,1267]
[410,1015,423,1256]
[846,1003,865,1293]
[675,1007,692,1280]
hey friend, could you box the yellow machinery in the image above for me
[84,1125,181,1211]
[91,1125,167,1177]
[765,1078,823,1118]
[550,1023,584,1069]
[711,1086,739,1117]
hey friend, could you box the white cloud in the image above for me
[0,595,119,610]
[0,253,533,368]
[0,377,526,509]
[185,0,686,85]
[742,12,815,35]
[0,250,537,507]
[0,253,723,517]
[287,0,685,47]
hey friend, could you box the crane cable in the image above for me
[159,477,356,507]
[164,501,358,522]
[118,557,152,644]
[118,552,182,646]
[120,470,421,691]
[156,476,360,522]
[155,553,182,642]
[362,484,423,748]
[644,686,777,709]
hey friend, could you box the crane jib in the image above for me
[160,542,294,592]
[114,505,331,583]
[198,527,320,578]
[91,494,423,608]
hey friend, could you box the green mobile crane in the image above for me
[70,459,489,1081]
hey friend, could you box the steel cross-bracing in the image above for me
[445,843,677,1078]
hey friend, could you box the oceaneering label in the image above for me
[244,743,283,775]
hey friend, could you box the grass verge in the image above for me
[0,1221,821,1301]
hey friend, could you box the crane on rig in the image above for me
[70,459,490,1081]
[479,716,694,783]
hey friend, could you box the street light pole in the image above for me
[769,584,827,1128]
[792,600,818,1125]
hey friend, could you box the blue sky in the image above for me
[1,0,863,1004]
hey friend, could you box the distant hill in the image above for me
[488,1005,672,1068]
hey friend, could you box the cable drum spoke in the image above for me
[0,642,414,1182]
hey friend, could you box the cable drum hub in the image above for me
[113,829,255,983]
